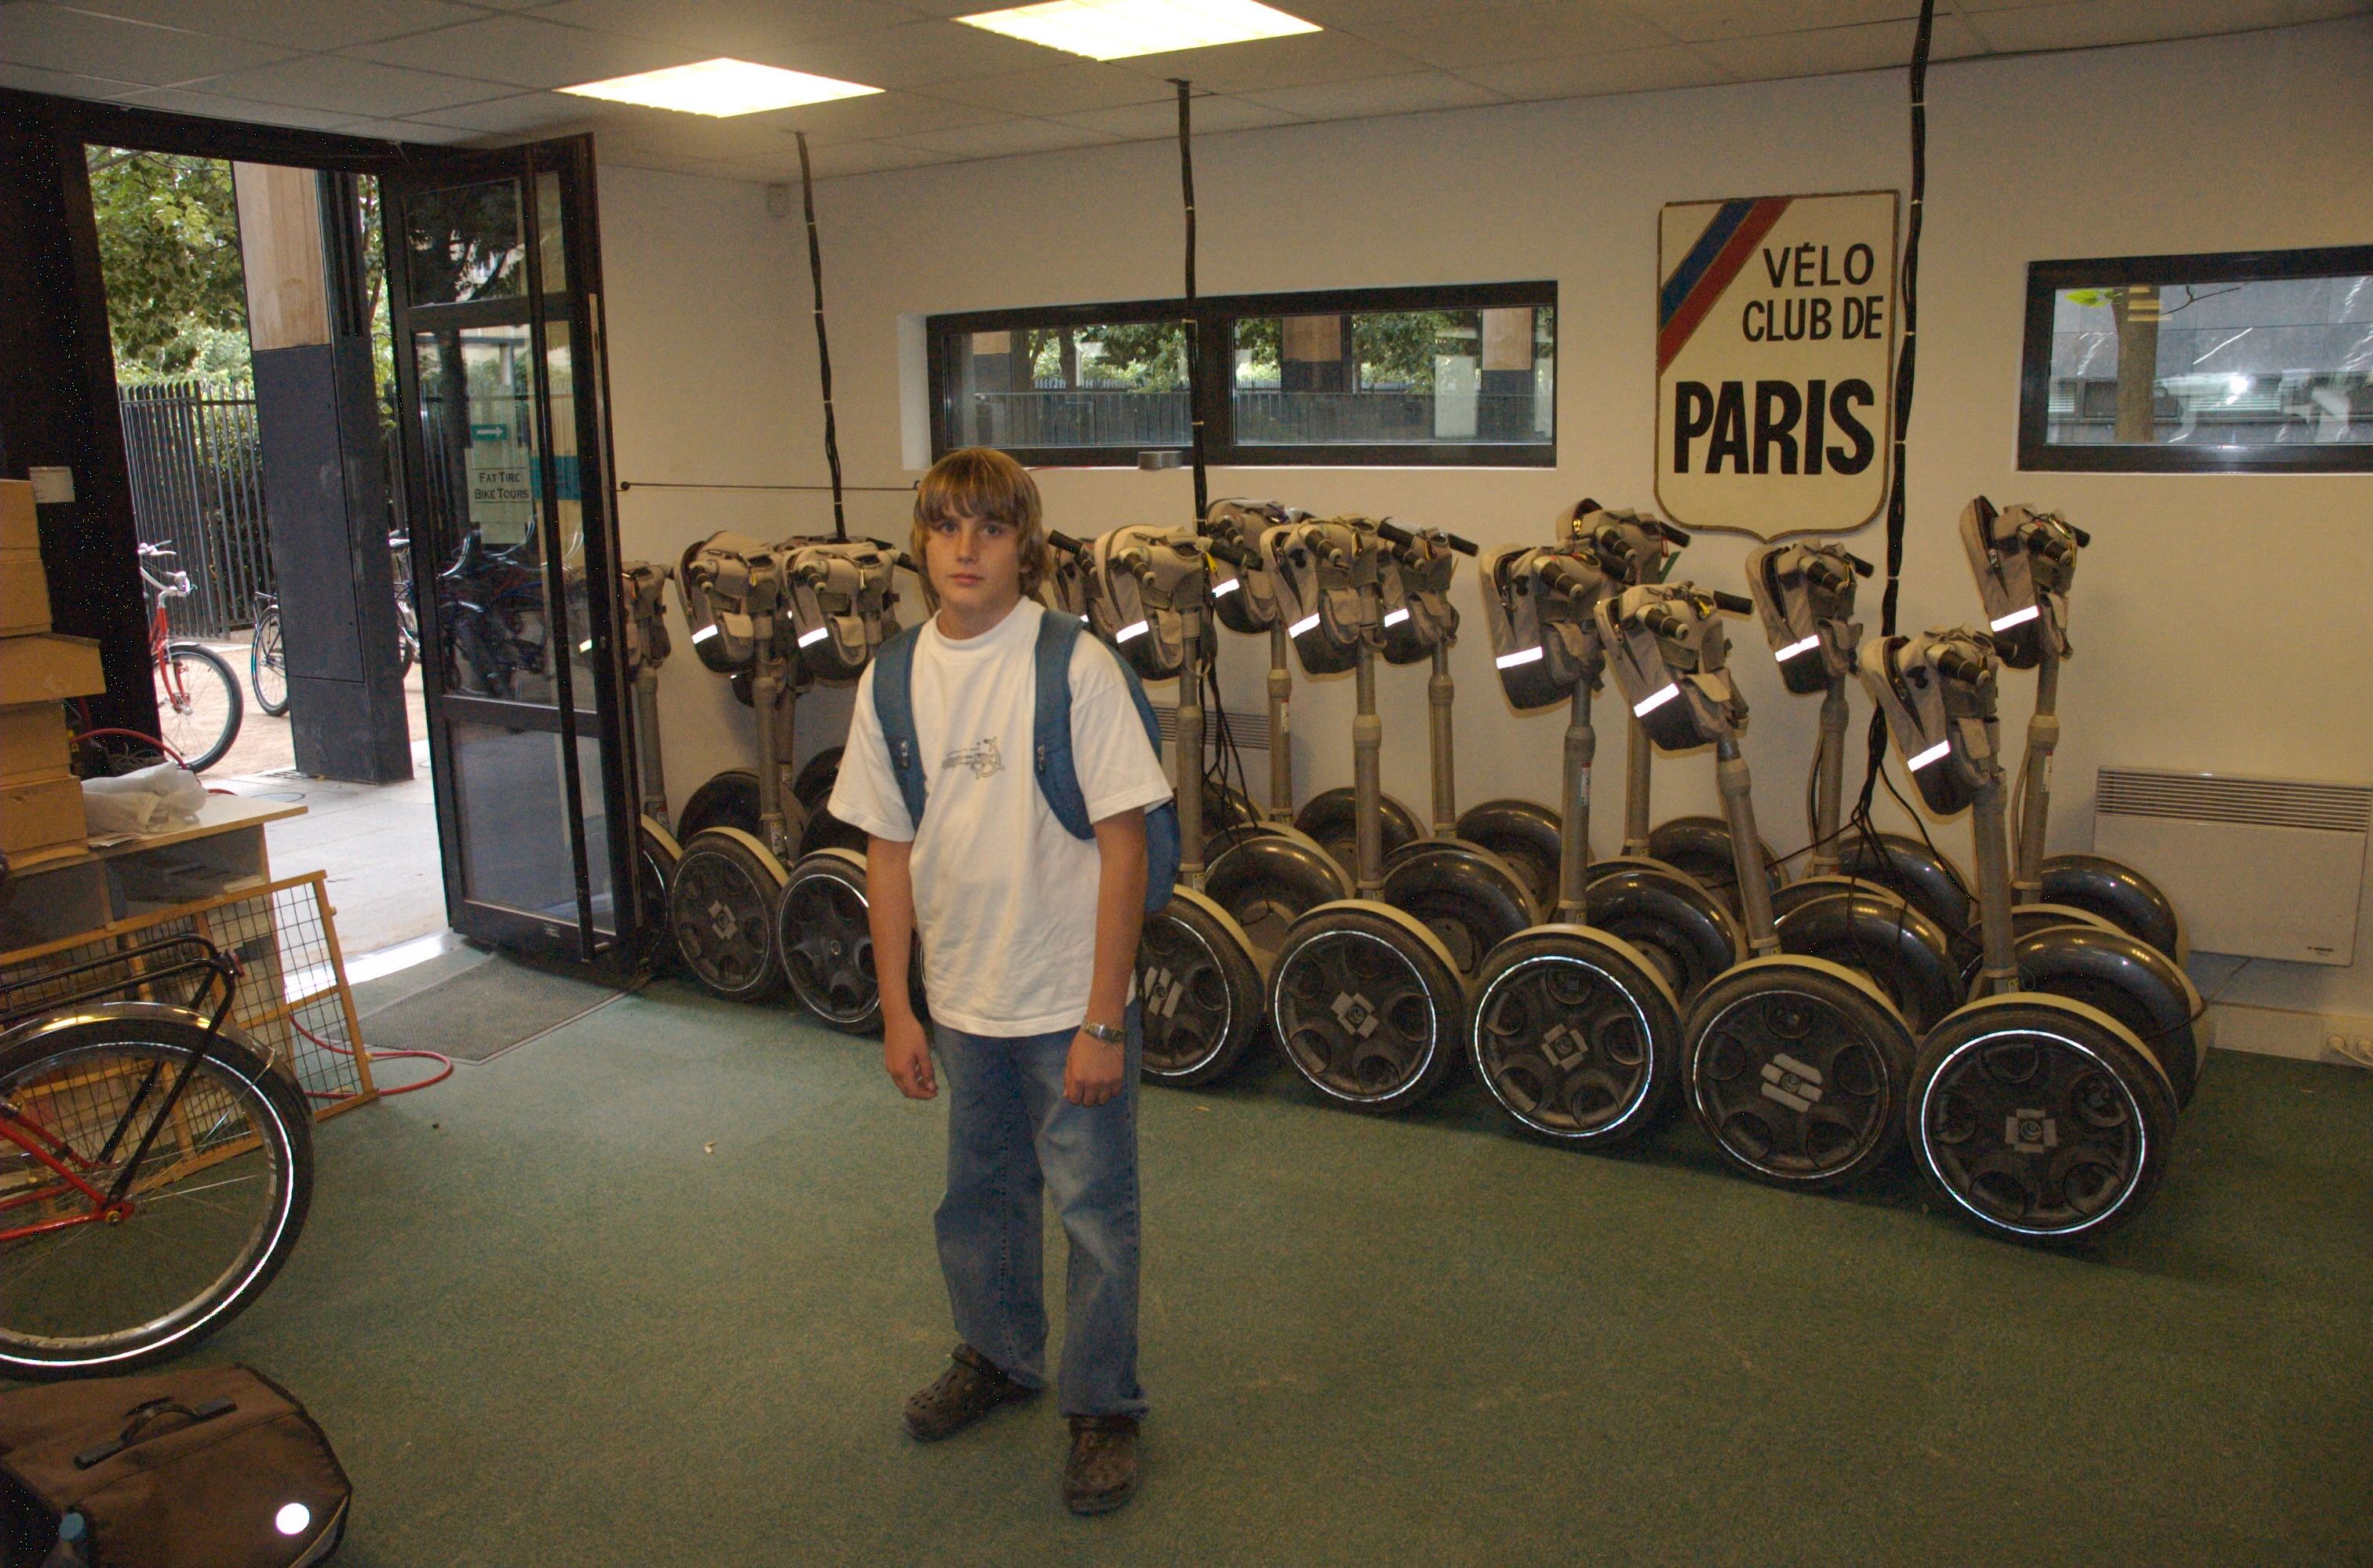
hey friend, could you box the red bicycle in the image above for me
[0,935,312,1377]
[137,540,243,772]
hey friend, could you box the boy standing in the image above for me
[827,448,1172,1515]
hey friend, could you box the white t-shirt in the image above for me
[829,598,1174,1037]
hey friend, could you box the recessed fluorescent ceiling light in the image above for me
[559,58,879,117]
[956,0,1319,61]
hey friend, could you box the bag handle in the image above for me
[73,1396,237,1470]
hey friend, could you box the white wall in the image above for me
[593,18,2373,1050]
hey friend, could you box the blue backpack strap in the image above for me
[870,623,929,830]
[1033,611,1182,910]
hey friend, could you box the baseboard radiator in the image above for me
[1151,705,1269,760]
[2093,768,2371,965]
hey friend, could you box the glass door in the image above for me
[384,138,636,961]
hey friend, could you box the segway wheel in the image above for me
[776,848,881,1033]
[638,816,683,970]
[667,827,788,1003]
[1138,889,1265,1087]
[1909,994,2176,1245]
[2010,924,2205,1110]
[793,746,843,812]
[797,806,869,858]
[1648,815,1779,924]
[1202,833,1351,956]
[2041,853,2185,964]
[1268,900,1466,1112]
[680,769,760,839]
[1380,841,1535,979]
[1836,833,1974,943]
[1683,955,1916,1191]
[1773,888,1961,1034]
[1293,787,1423,885]
[1454,799,1562,914]
[1470,924,1682,1146]
[1581,865,1742,1007]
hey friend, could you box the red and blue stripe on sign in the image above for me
[1657,196,1793,373]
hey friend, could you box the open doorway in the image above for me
[82,143,443,957]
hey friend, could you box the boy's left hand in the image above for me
[1065,1028,1127,1107]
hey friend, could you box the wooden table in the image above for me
[1,793,307,952]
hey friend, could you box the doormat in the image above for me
[359,957,630,1063]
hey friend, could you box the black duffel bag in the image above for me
[0,1365,348,1567]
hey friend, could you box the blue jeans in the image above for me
[931,1008,1146,1420]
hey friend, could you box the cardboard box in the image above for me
[0,480,31,553]
[0,549,49,636]
[0,702,70,785]
[0,773,84,857]
[0,634,104,706]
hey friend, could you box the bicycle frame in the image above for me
[0,937,241,1243]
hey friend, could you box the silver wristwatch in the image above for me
[1079,1022,1126,1045]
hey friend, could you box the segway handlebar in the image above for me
[1709,589,1752,615]
[1048,530,1090,557]
[1205,537,1253,569]
[1373,520,1478,557]
[1655,520,1691,546]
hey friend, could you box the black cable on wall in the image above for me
[794,131,848,542]
[1171,78,1209,522]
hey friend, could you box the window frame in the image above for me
[2018,246,2373,475]
[927,279,1558,469]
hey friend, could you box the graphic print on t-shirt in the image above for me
[944,736,1003,779]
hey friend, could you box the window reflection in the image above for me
[403,180,525,304]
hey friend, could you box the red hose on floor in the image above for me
[292,1014,454,1096]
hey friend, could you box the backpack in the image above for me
[872,608,1181,912]
[0,1365,350,1568]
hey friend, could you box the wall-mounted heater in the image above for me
[2093,768,2371,965]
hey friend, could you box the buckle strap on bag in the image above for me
[73,1397,238,1471]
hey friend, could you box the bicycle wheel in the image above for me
[156,642,243,772]
[0,1013,313,1378]
[250,611,290,717]
[396,600,418,681]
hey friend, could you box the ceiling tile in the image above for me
[889,116,1120,158]
[785,18,1081,88]
[107,84,361,127]
[1102,30,1421,93]
[0,59,148,97]
[0,4,294,86]
[523,0,914,53]
[596,113,813,160]
[326,115,482,143]
[731,137,962,178]
[926,60,1177,115]
[1383,2,1672,68]
[1690,14,1986,78]
[1241,68,1505,121]
[1049,91,1303,138]
[757,88,1008,144]
[595,146,764,180]
[192,54,516,117]
[1962,0,2366,52]
[1615,0,1930,44]
[403,90,589,133]
[1458,42,1733,99]
[53,0,480,49]
[1234,0,1438,32]
[347,15,697,89]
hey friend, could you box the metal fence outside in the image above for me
[118,378,274,640]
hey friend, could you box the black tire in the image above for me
[1293,787,1423,884]
[1201,777,1263,838]
[793,746,843,811]
[1683,956,1917,1191]
[1268,900,1466,1111]
[1380,841,1536,980]
[667,827,788,1002]
[1908,995,2177,1244]
[1469,924,1683,1147]
[680,770,761,839]
[1836,832,1974,943]
[1581,864,1742,1007]
[156,640,243,773]
[638,817,682,971]
[1773,888,1962,1034]
[797,806,869,858]
[776,848,881,1033]
[1138,890,1266,1086]
[2042,853,2185,964]
[250,609,290,716]
[1649,815,1780,924]
[0,1014,313,1378]
[1454,799,1562,914]
[2010,924,2204,1110]
[1202,832,1351,957]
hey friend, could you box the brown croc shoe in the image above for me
[902,1344,1037,1442]
[1063,1415,1139,1515]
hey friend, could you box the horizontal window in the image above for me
[2019,246,2373,473]
[928,283,1555,469]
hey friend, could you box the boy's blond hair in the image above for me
[910,447,1050,610]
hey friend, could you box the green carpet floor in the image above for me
[185,983,2371,1566]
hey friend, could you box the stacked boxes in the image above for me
[0,479,96,865]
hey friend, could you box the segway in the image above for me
[1466,542,1687,1145]
[1866,627,2182,1241]
[1204,499,1304,828]
[1263,519,1470,1111]
[771,540,905,1032]
[1602,582,1919,1191]
[1963,498,2185,962]
[621,560,681,954]
[1736,541,1965,1034]
[1090,525,1277,1086]
[669,535,808,1002]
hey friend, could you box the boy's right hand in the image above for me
[884,1013,937,1099]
